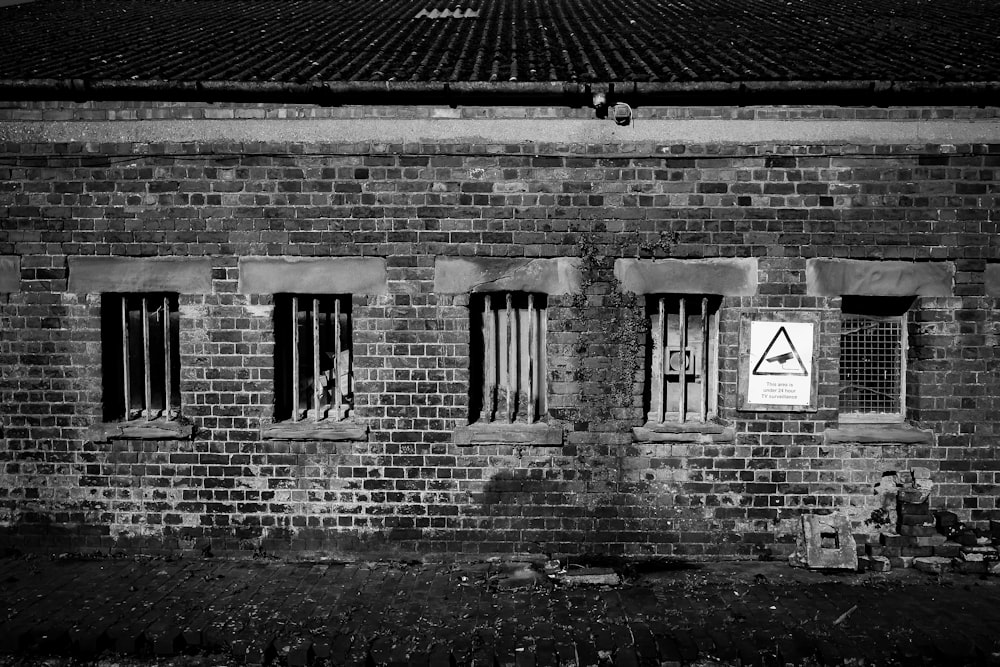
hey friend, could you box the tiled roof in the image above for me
[0,0,999,86]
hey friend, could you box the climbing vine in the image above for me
[571,229,676,419]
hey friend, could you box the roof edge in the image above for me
[2,78,1000,106]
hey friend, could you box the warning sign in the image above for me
[752,326,808,376]
[746,320,814,406]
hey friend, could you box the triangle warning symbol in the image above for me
[752,326,808,376]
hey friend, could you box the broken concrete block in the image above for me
[901,546,934,558]
[934,542,962,559]
[556,568,621,587]
[859,556,891,573]
[954,560,989,575]
[913,556,952,575]
[936,511,959,530]
[865,544,885,558]
[911,466,932,480]
[898,488,930,503]
[900,525,938,537]
[889,556,915,569]
[915,534,947,547]
[900,500,930,515]
[961,552,985,563]
[901,513,936,525]
[802,514,858,570]
[880,532,905,547]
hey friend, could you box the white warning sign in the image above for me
[746,321,814,406]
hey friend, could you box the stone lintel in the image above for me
[87,420,193,442]
[986,264,1000,297]
[823,423,935,445]
[262,421,369,441]
[238,257,388,295]
[806,259,954,297]
[614,258,758,296]
[434,257,581,295]
[0,255,19,293]
[68,257,213,293]
[453,422,563,446]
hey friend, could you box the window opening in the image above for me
[839,296,911,420]
[647,295,719,424]
[470,292,546,424]
[101,293,180,422]
[274,294,352,423]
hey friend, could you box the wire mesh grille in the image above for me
[839,314,902,414]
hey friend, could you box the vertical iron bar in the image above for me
[292,295,300,422]
[163,295,171,419]
[483,294,493,422]
[142,296,152,421]
[121,296,130,420]
[506,292,514,424]
[701,296,709,422]
[527,293,535,423]
[678,296,687,424]
[312,297,321,422]
[656,297,665,424]
[334,297,342,420]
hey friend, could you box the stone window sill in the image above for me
[88,420,193,442]
[261,419,368,442]
[823,422,933,445]
[632,421,735,443]
[452,421,563,446]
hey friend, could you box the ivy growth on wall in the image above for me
[572,230,676,421]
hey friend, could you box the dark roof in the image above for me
[1,0,999,103]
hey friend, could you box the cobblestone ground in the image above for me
[1,556,999,666]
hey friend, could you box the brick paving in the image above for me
[1,556,1000,666]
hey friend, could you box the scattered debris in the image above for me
[861,467,1000,577]
[832,604,858,626]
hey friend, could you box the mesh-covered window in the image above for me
[101,294,180,422]
[839,296,910,420]
[470,292,546,424]
[646,295,720,424]
[274,295,352,423]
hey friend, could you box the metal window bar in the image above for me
[120,295,174,421]
[121,296,130,420]
[481,292,540,424]
[653,296,712,425]
[288,295,348,423]
[506,292,515,423]
[163,295,171,419]
[839,314,903,415]
[291,295,300,421]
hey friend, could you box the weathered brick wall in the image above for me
[0,101,998,559]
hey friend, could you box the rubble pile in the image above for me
[860,467,1000,576]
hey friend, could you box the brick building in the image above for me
[0,0,998,559]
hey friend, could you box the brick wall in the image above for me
[0,101,998,559]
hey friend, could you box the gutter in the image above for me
[1,78,999,106]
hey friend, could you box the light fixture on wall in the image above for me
[613,102,632,126]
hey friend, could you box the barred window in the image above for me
[470,292,546,424]
[101,294,180,422]
[839,296,910,421]
[274,295,352,423]
[646,295,720,424]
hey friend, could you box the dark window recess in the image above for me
[839,296,913,420]
[645,294,720,424]
[101,293,180,422]
[470,292,546,424]
[274,294,352,423]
